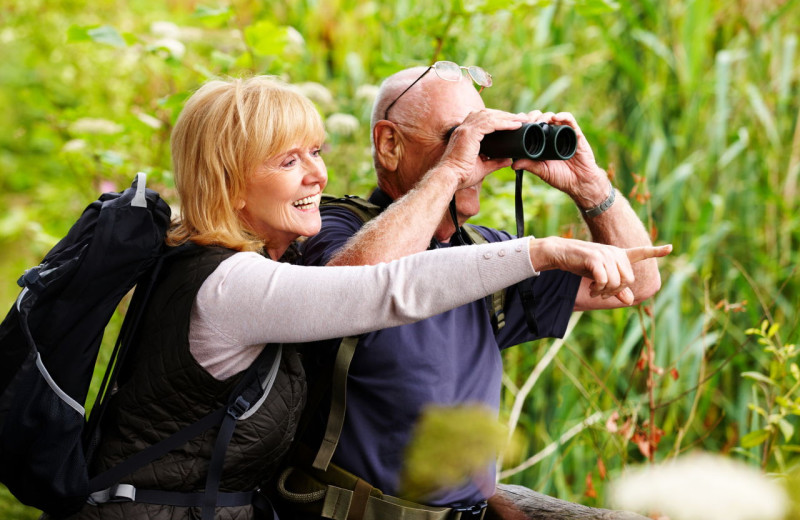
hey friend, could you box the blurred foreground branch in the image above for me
[489,484,649,520]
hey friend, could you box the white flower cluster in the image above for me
[293,82,334,108]
[326,113,360,136]
[149,38,186,59]
[69,118,123,135]
[609,452,787,520]
[355,84,380,105]
[147,20,205,59]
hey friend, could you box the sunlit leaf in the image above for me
[778,418,794,442]
[741,429,770,448]
[66,25,93,43]
[89,25,126,47]
[245,19,289,57]
[211,50,237,69]
[742,372,777,386]
[574,0,621,15]
[67,25,127,48]
[192,5,233,27]
[767,322,780,338]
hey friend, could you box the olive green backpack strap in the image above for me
[312,195,381,472]
[321,194,383,223]
[464,224,507,333]
[312,335,359,471]
[308,199,506,474]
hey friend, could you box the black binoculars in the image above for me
[480,123,577,161]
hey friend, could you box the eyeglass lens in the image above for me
[433,61,492,88]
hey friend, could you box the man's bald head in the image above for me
[371,66,432,131]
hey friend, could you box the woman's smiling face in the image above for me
[239,141,328,259]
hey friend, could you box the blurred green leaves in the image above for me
[192,5,234,27]
[67,25,128,48]
[399,405,521,500]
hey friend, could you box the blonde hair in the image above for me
[167,76,326,252]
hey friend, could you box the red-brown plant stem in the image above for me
[638,305,657,463]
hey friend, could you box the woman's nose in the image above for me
[305,159,327,184]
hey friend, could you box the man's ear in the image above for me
[373,120,401,173]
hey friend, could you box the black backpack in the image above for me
[0,173,281,519]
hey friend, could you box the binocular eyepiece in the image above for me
[480,123,577,161]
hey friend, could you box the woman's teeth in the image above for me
[292,195,319,209]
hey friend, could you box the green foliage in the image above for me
[736,320,800,471]
[2,0,800,516]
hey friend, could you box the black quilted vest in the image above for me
[70,246,306,520]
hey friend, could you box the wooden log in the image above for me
[486,484,649,520]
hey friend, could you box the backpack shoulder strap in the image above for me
[302,195,380,472]
[89,343,283,520]
[306,204,506,475]
[320,194,382,223]
[464,225,507,333]
[311,335,358,471]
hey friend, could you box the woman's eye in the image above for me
[281,157,296,168]
[312,148,322,157]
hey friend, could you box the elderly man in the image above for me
[291,61,670,518]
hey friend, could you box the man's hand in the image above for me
[511,111,609,209]
[530,237,672,305]
[436,109,525,190]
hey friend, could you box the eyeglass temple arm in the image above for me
[383,66,433,120]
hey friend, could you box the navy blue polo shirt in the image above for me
[299,190,580,507]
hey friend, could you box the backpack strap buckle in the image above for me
[451,501,487,520]
[227,396,250,420]
[88,483,137,505]
[17,267,43,291]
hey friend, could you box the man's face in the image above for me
[394,76,486,240]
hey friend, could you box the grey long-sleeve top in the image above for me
[190,237,538,379]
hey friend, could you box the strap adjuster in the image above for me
[227,396,250,419]
[452,500,487,520]
[88,483,137,505]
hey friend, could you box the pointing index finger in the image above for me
[626,244,673,264]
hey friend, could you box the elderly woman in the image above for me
[67,76,542,520]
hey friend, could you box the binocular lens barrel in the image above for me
[480,123,577,161]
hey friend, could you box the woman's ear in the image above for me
[234,198,246,210]
[373,120,401,173]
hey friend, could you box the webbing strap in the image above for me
[201,408,238,519]
[515,169,525,241]
[349,478,372,520]
[515,169,539,335]
[202,343,282,520]
[323,487,455,520]
[463,225,506,333]
[89,485,279,519]
[313,335,360,471]
[278,465,471,520]
[138,488,254,508]
[88,406,227,492]
[307,194,511,475]
[89,484,255,507]
[88,342,282,515]
[322,486,353,519]
[448,196,467,245]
